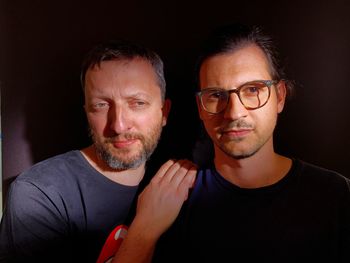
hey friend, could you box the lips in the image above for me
[221,129,252,138]
[112,139,139,148]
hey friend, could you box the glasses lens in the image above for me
[239,82,270,109]
[200,89,227,113]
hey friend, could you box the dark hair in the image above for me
[81,40,166,101]
[195,23,293,96]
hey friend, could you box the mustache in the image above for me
[104,133,144,143]
[88,128,144,143]
[218,119,253,133]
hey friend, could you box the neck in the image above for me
[214,138,291,189]
[80,145,145,186]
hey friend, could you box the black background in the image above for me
[2,0,350,201]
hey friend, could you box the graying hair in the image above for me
[81,40,166,101]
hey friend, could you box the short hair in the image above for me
[195,23,293,96]
[81,40,166,101]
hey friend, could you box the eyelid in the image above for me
[201,88,226,93]
[92,102,109,109]
[131,100,146,106]
[128,99,150,110]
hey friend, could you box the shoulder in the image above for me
[294,159,350,195]
[9,150,92,200]
[194,166,216,184]
[5,150,96,222]
[188,166,219,198]
[15,150,88,183]
[296,159,347,181]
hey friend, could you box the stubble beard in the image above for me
[216,136,264,160]
[90,122,163,170]
[215,119,271,160]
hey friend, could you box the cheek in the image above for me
[254,108,278,134]
[201,116,223,138]
[134,110,163,130]
[87,113,107,132]
[199,109,221,123]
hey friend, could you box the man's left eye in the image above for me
[94,102,109,108]
[130,100,147,108]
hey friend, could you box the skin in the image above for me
[113,159,197,263]
[80,57,197,262]
[82,58,171,185]
[111,44,292,263]
[198,44,291,188]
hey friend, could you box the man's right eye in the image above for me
[93,102,109,109]
[208,91,224,100]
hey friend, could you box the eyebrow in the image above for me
[202,79,273,88]
[126,92,152,99]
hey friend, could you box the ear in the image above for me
[161,99,171,126]
[276,80,287,113]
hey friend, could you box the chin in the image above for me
[229,151,257,160]
[106,153,146,170]
[219,143,260,160]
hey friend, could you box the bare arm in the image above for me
[112,159,197,263]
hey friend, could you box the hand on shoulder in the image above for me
[132,159,197,240]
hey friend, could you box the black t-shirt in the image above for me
[0,150,139,263]
[154,159,350,263]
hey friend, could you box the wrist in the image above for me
[127,217,162,244]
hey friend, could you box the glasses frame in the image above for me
[196,80,279,114]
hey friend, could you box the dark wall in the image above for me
[2,0,350,200]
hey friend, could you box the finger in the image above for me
[178,165,197,200]
[158,159,196,186]
[158,159,187,184]
[184,166,197,188]
[151,159,176,183]
[181,165,197,188]
[168,160,196,187]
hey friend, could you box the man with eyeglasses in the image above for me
[110,24,350,263]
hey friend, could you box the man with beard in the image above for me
[0,40,196,263]
[111,24,350,263]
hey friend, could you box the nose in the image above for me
[108,105,131,134]
[223,93,248,120]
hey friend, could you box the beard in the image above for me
[214,119,270,160]
[217,140,261,160]
[90,121,163,170]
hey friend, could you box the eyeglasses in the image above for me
[196,80,278,114]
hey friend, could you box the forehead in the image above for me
[199,44,272,88]
[85,58,161,96]
[86,58,156,83]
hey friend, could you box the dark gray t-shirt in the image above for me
[0,150,139,262]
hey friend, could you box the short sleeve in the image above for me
[0,179,69,262]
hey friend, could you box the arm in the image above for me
[0,180,68,262]
[112,159,197,263]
